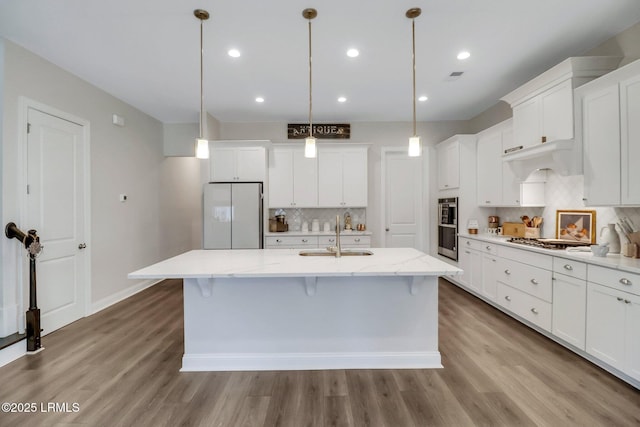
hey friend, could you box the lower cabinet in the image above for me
[497,282,552,331]
[586,276,640,382]
[552,273,587,349]
[265,235,371,249]
[481,253,499,301]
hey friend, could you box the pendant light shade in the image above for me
[406,8,422,157]
[194,9,210,159]
[303,8,318,158]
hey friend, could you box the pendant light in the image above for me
[303,8,317,158]
[406,8,422,157]
[194,9,210,159]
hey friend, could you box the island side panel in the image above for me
[181,275,440,371]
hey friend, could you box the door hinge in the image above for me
[27,123,31,134]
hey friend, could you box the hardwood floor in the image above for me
[0,278,638,426]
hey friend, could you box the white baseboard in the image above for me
[181,351,442,372]
[91,279,161,315]
[0,341,26,368]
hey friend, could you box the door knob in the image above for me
[78,243,87,249]
[385,228,390,232]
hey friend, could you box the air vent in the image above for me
[445,71,464,82]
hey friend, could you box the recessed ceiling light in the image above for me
[255,97,264,103]
[457,51,470,60]
[228,49,241,58]
[418,95,428,102]
[346,48,359,58]
[338,96,347,103]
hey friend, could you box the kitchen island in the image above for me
[129,248,461,371]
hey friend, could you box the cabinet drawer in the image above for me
[265,236,318,248]
[553,257,587,280]
[587,265,640,296]
[460,238,482,251]
[319,235,371,247]
[497,258,553,302]
[500,245,553,270]
[498,282,552,332]
[479,242,498,256]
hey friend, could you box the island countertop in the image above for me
[128,248,462,279]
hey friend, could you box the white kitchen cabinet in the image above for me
[586,264,640,381]
[481,253,499,301]
[265,235,318,249]
[512,80,574,149]
[436,138,460,190]
[457,238,481,292]
[317,147,368,207]
[319,235,371,248]
[210,146,266,182]
[476,120,545,207]
[620,72,640,205]
[268,147,317,208]
[578,58,640,206]
[552,273,587,350]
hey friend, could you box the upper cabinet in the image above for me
[577,59,640,206]
[512,79,574,148]
[268,147,318,208]
[476,120,545,207]
[436,138,460,190]
[318,146,368,207]
[209,142,269,182]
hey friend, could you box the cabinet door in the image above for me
[481,254,498,301]
[292,149,318,207]
[621,74,640,205]
[552,274,586,350]
[468,249,482,293]
[586,283,626,370]
[437,140,459,190]
[477,132,502,206]
[268,149,294,207]
[501,129,521,206]
[236,147,266,181]
[458,246,472,288]
[341,150,368,206]
[625,293,640,381]
[210,148,236,181]
[582,85,621,206]
[541,80,574,142]
[513,97,540,148]
[318,150,344,206]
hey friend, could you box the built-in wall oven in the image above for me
[438,197,458,260]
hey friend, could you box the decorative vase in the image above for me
[601,223,621,254]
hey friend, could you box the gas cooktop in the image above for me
[507,237,591,250]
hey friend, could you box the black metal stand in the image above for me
[5,222,43,352]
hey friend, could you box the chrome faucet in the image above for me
[335,215,342,258]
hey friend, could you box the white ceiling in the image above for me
[1,0,639,124]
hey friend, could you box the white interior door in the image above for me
[26,107,88,335]
[382,149,423,249]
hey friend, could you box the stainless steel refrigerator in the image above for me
[203,182,263,249]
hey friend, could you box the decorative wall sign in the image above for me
[287,123,350,139]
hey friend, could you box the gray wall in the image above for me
[1,40,202,336]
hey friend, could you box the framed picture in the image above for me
[556,210,596,243]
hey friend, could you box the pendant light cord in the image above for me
[199,17,204,139]
[308,19,313,138]
[411,17,417,137]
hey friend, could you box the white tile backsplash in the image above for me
[497,170,640,242]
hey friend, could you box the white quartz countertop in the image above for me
[459,233,640,274]
[128,248,462,279]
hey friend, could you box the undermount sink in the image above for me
[299,249,373,257]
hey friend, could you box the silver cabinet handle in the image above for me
[466,241,471,245]
[531,279,539,285]
[276,239,282,243]
[328,239,335,243]
[492,259,497,262]
[504,296,511,301]
[485,201,491,204]
[465,250,471,254]
[486,245,492,250]
[617,297,624,301]
[564,264,573,271]
[78,243,87,249]
[385,228,390,232]
[620,278,632,286]
[302,239,308,243]
[354,238,360,242]
[625,300,631,304]
[531,308,539,314]
[504,269,511,275]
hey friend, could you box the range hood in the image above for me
[503,139,580,181]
